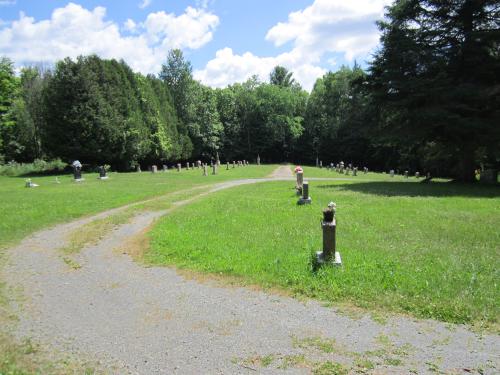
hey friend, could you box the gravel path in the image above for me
[3,171,499,374]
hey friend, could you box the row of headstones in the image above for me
[317,161,367,176]
[389,170,428,178]
[140,160,251,175]
[294,168,341,266]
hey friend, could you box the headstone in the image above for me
[72,160,83,181]
[25,179,39,188]
[390,170,395,177]
[346,168,350,176]
[136,165,141,173]
[315,202,342,266]
[55,177,60,184]
[340,161,345,174]
[296,171,304,195]
[226,162,230,170]
[319,160,323,169]
[404,170,408,178]
[480,169,498,184]
[297,181,312,205]
[353,167,357,176]
[364,167,368,174]
[197,160,202,168]
[177,163,181,172]
[98,165,108,179]
[316,157,319,168]
[203,165,208,176]
[257,154,260,165]
[232,161,236,168]
[415,171,420,178]
[212,164,217,175]
[151,165,157,173]
[163,165,168,172]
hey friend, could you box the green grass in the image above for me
[147,178,500,328]
[0,164,276,249]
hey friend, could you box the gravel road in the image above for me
[3,170,499,374]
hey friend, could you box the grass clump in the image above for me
[147,179,500,328]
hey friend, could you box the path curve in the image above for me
[3,169,499,374]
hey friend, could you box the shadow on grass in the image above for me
[317,181,500,198]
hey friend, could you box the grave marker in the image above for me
[151,165,157,173]
[98,165,108,179]
[315,202,342,266]
[297,181,312,205]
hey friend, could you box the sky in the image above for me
[0,0,392,91]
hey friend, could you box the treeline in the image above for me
[1,0,498,181]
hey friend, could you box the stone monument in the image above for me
[315,202,342,266]
[297,181,312,205]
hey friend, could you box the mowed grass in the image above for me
[0,164,276,248]
[147,179,500,328]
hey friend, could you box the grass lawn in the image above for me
[0,164,276,248]
[147,178,500,329]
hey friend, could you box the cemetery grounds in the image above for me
[0,165,499,374]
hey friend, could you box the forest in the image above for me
[0,0,498,182]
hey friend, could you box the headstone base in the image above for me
[74,178,85,183]
[316,250,342,266]
[297,197,312,205]
[98,176,109,180]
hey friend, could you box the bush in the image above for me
[0,158,67,176]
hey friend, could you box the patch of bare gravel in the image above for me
[3,169,499,374]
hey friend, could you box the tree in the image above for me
[269,66,296,88]
[159,49,194,125]
[0,57,19,159]
[370,0,500,181]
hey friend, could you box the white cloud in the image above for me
[0,0,16,6]
[193,47,326,91]
[0,2,219,74]
[124,18,137,32]
[195,0,390,91]
[138,0,152,10]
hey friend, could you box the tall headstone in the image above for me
[212,164,217,175]
[353,167,357,176]
[315,203,342,266]
[226,162,230,170]
[177,163,181,172]
[203,164,208,176]
[296,171,304,195]
[151,165,157,173]
[319,160,323,169]
[233,161,236,168]
[298,181,312,205]
[257,154,260,165]
[316,157,319,168]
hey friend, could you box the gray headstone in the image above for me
[298,181,312,205]
[151,165,157,173]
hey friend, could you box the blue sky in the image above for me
[0,0,391,90]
